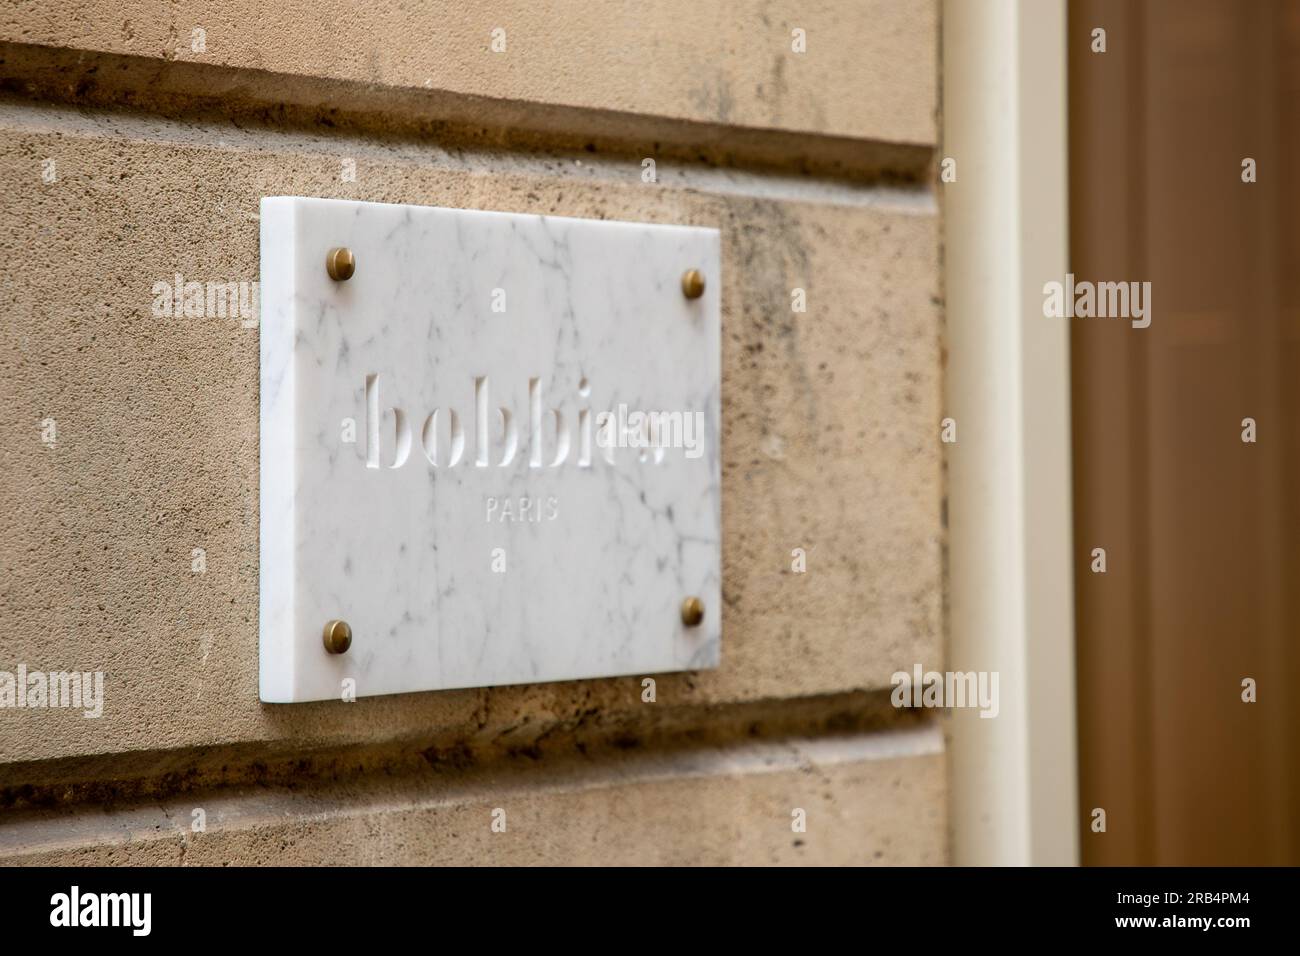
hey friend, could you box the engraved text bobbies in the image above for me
[364,374,707,469]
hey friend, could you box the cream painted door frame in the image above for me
[942,0,1079,866]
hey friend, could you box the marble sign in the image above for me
[259,197,721,702]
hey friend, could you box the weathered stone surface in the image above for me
[0,1,938,146]
[0,729,948,865]
[0,104,942,772]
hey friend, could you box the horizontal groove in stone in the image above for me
[0,690,933,811]
[0,41,936,188]
[0,723,945,861]
[0,97,937,213]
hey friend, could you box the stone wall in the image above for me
[0,1,945,865]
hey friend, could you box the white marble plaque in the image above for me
[259,197,721,703]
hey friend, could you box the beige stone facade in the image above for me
[0,2,944,865]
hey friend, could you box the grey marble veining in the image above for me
[259,197,721,703]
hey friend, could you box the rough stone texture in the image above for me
[0,1,944,866]
[0,105,942,773]
[0,1,938,146]
[0,728,947,865]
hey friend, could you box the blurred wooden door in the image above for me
[1071,0,1300,865]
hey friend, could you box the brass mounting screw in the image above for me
[322,619,352,654]
[680,597,704,627]
[326,247,356,281]
[681,269,705,300]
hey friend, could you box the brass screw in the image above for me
[680,596,704,627]
[322,619,352,654]
[326,247,356,281]
[681,269,705,300]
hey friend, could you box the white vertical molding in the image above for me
[943,0,1078,865]
[259,197,299,703]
